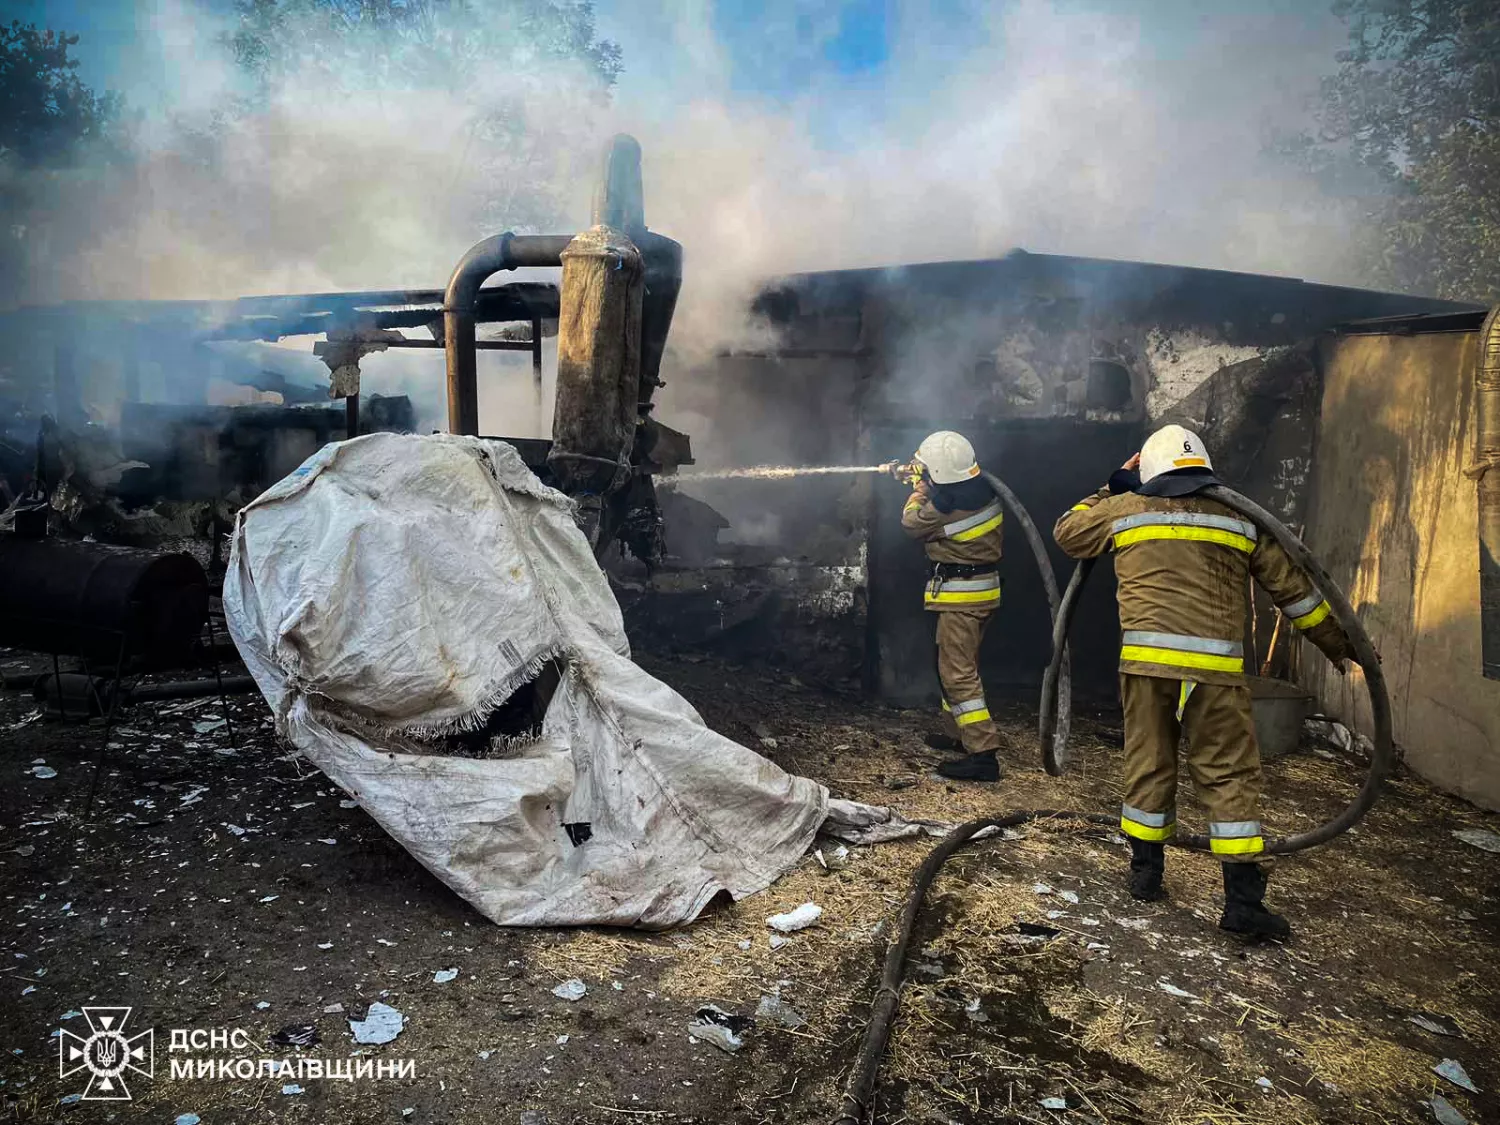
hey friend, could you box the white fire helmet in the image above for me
[913,431,980,485]
[1139,424,1214,485]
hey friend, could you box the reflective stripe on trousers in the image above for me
[1279,591,1333,630]
[1111,511,1257,554]
[945,696,991,727]
[1120,630,1244,675]
[942,500,1003,542]
[925,573,1001,607]
[1121,802,1175,842]
[1209,819,1264,856]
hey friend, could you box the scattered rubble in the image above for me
[766,903,823,933]
[551,979,588,1002]
[754,995,807,1029]
[1453,828,1500,854]
[1434,1058,1479,1094]
[348,1002,405,1045]
[687,1005,752,1053]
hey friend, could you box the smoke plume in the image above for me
[10,0,1359,443]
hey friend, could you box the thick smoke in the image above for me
[13,0,1357,445]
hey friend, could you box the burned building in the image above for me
[653,253,1473,695]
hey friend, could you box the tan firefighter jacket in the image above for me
[902,488,1004,611]
[1053,485,1355,685]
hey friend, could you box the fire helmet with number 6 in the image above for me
[1138,424,1213,485]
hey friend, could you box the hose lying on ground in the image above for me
[833,483,1394,1125]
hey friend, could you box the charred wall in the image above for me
[652,252,1473,703]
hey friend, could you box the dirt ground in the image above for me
[2,644,1497,1125]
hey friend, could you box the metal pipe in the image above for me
[1477,305,1500,679]
[384,339,535,351]
[443,233,572,435]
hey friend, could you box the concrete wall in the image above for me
[1304,330,1500,810]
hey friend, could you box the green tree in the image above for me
[0,21,119,165]
[0,22,122,307]
[1301,0,1500,302]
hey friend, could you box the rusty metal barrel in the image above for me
[0,537,209,665]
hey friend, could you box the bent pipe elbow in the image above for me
[442,232,573,436]
[1036,485,1393,854]
[978,471,1073,765]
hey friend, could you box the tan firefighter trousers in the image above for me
[1119,674,1266,861]
[935,609,1003,753]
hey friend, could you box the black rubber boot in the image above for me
[923,732,961,752]
[1219,862,1292,940]
[936,751,1001,782]
[1127,840,1165,901]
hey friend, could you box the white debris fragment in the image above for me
[1040,1096,1067,1110]
[1058,890,1080,905]
[556,1034,569,1046]
[687,1005,748,1053]
[281,1084,304,1095]
[323,1003,344,1014]
[1433,1058,1478,1094]
[255,1001,271,1010]
[176,1115,202,1125]
[1157,980,1198,1000]
[755,995,807,1029]
[769,935,791,950]
[432,969,458,984]
[1255,1076,1273,1089]
[1032,883,1053,895]
[317,943,334,950]
[340,799,358,809]
[259,895,278,903]
[29,765,57,779]
[1452,829,1500,854]
[1430,1094,1468,1125]
[226,825,246,837]
[552,979,587,1002]
[349,1002,405,1045]
[317,838,338,845]
[766,903,823,933]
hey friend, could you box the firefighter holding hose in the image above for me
[1053,425,1357,939]
[888,431,1007,783]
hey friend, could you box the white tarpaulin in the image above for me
[224,434,923,928]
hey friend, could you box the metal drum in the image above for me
[0,536,209,665]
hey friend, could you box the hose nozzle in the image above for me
[881,459,923,487]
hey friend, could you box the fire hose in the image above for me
[833,481,1394,1125]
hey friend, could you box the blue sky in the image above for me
[10,0,1346,121]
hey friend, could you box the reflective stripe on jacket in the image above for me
[1052,485,1354,686]
[925,573,1002,609]
[903,488,1003,612]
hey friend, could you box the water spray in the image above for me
[661,464,890,483]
